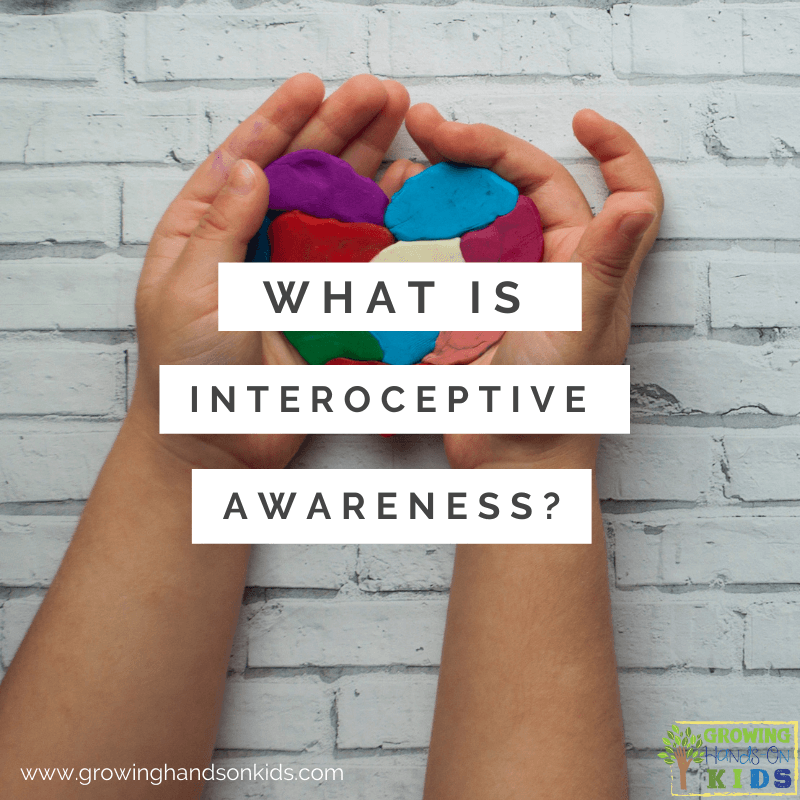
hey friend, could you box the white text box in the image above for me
[161,364,630,434]
[218,262,582,331]
[192,468,592,544]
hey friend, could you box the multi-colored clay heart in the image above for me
[245,150,544,365]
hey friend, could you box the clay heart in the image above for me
[245,150,544,365]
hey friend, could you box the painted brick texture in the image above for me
[1,4,799,800]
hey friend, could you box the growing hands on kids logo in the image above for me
[0,73,662,800]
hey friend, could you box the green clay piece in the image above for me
[285,331,383,365]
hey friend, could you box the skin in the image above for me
[0,73,663,800]
[400,105,663,800]
[0,73,411,800]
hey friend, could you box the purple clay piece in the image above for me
[264,149,389,226]
[459,195,544,262]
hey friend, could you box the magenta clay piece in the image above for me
[459,196,544,263]
[264,149,389,226]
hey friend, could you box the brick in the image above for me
[724,431,800,501]
[613,6,743,76]
[336,676,437,750]
[449,88,702,162]
[227,605,249,676]
[0,98,202,164]
[202,760,423,800]
[627,340,800,416]
[744,8,800,75]
[709,256,800,328]
[216,680,330,751]
[0,176,117,244]
[598,429,713,502]
[0,424,118,503]
[564,163,610,216]
[246,545,357,589]
[370,8,610,77]
[0,516,75,587]
[0,111,30,164]
[247,599,447,668]
[0,255,141,330]
[657,165,800,239]
[746,603,800,668]
[122,174,186,243]
[619,673,794,749]
[1,594,44,668]
[611,600,740,669]
[0,341,125,415]
[614,512,800,587]
[357,544,455,592]
[631,253,697,327]
[708,91,800,159]
[126,344,137,410]
[0,13,109,80]
[125,12,369,82]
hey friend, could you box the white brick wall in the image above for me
[0,255,140,330]
[710,254,800,327]
[0,98,204,165]
[0,14,113,81]
[216,680,332,751]
[248,599,447,668]
[2,4,799,800]
[0,175,117,244]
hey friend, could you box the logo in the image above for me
[659,724,704,791]
[659,721,798,796]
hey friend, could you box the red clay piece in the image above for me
[269,211,395,263]
[325,358,386,365]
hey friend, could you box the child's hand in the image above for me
[130,73,411,469]
[404,105,664,469]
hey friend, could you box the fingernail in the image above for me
[619,212,655,240]
[227,159,255,195]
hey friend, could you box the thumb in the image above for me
[174,159,270,280]
[571,196,656,316]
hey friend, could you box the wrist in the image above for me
[124,396,251,472]
[449,434,600,470]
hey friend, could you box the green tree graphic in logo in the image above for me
[659,724,704,791]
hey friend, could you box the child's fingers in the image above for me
[571,191,658,319]
[379,159,426,199]
[169,160,270,286]
[572,109,663,295]
[151,73,324,252]
[404,103,449,164]
[286,74,388,160]
[573,109,664,202]
[338,80,411,178]
[406,105,594,232]
[154,73,396,247]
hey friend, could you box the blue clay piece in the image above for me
[245,209,283,263]
[371,331,439,365]
[265,150,389,226]
[384,162,518,241]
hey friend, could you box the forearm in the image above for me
[0,407,250,799]
[424,446,627,800]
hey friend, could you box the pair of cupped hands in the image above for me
[131,73,663,473]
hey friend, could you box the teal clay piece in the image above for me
[384,162,518,241]
[370,331,439,365]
